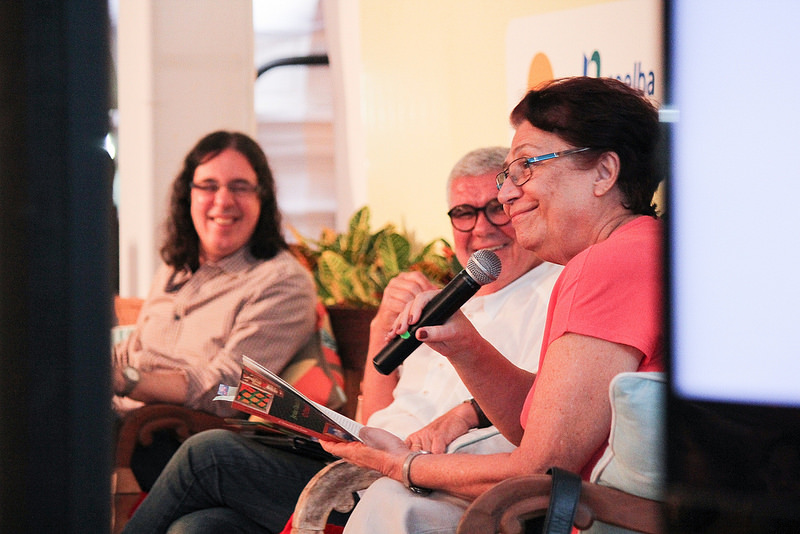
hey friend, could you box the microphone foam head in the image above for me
[465,249,502,285]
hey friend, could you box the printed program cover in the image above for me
[216,356,362,443]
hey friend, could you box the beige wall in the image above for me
[331,0,659,246]
[116,0,663,294]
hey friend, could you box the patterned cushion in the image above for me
[279,301,347,410]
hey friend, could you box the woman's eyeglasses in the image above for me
[495,147,592,190]
[447,199,510,232]
[190,180,260,198]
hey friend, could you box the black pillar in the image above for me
[0,1,112,531]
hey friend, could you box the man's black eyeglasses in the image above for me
[447,199,510,232]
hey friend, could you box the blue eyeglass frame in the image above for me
[496,147,592,190]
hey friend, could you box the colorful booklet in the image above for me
[214,355,363,443]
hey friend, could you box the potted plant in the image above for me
[289,206,460,413]
[290,206,460,309]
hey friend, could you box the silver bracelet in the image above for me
[402,450,432,495]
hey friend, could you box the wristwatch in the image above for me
[118,366,141,397]
[467,398,493,429]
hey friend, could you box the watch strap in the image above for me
[469,398,492,428]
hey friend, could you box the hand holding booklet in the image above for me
[214,356,363,444]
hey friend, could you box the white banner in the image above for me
[505,0,663,110]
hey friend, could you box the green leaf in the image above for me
[344,207,371,263]
[290,205,458,307]
[377,232,410,277]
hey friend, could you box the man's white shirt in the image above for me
[367,262,563,439]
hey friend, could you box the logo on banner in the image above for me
[527,52,555,89]
[527,50,656,96]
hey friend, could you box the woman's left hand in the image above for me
[320,426,411,481]
[405,401,474,454]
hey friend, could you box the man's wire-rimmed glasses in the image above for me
[495,147,592,190]
[447,199,511,232]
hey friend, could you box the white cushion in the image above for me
[446,427,515,455]
[111,324,136,347]
[590,371,666,501]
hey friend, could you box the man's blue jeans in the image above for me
[122,429,328,534]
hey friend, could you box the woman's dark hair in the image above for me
[160,130,287,270]
[510,77,661,216]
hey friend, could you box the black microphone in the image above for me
[372,249,502,375]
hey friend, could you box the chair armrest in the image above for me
[456,474,663,534]
[114,403,228,469]
[291,459,382,534]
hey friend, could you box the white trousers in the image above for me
[343,477,470,534]
[343,429,516,534]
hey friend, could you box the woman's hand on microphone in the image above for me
[390,291,482,364]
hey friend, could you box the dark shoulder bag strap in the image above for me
[540,467,582,534]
